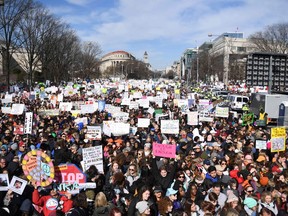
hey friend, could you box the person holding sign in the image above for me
[32,182,73,216]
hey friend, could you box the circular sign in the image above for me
[22,150,54,187]
[46,198,58,210]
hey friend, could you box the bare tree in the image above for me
[75,41,102,79]
[0,0,33,89]
[249,22,288,54]
[17,2,51,85]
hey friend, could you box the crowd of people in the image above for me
[0,79,287,216]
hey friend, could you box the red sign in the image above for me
[54,164,86,184]
[14,125,24,135]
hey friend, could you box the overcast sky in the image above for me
[38,0,288,70]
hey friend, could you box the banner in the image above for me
[160,120,179,134]
[137,118,150,128]
[152,142,176,158]
[271,127,286,152]
[86,126,102,140]
[187,112,198,125]
[82,146,103,173]
[24,112,33,134]
[215,107,229,118]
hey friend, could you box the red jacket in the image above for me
[32,189,73,216]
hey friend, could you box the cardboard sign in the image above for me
[55,164,86,184]
[82,146,103,173]
[153,142,176,158]
[13,125,24,135]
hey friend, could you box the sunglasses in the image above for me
[129,169,135,171]
[178,176,185,178]
[246,190,254,193]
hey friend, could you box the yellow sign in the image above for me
[271,127,286,138]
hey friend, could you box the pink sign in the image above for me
[153,142,176,158]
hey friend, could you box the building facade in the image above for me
[99,50,136,75]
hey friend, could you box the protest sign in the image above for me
[154,97,163,108]
[152,142,176,158]
[271,127,286,152]
[102,121,112,137]
[24,112,33,134]
[215,107,229,118]
[22,150,54,187]
[98,100,106,112]
[255,140,267,150]
[0,174,9,191]
[161,120,179,134]
[38,109,59,116]
[113,112,129,123]
[55,164,86,184]
[86,126,102,140]
[137,118,150,128]
[81,104,96,114]
[82,146,103,173]
[59,102,73,111]
[187,112,198,125]
[10,104,25,115]
[9,176,27,195]
[178,99,189,112]
[242,113,254,126]
[13,125,24,135]
[110,122,130,136]
[129,101,139,110]
[199,111,214,122]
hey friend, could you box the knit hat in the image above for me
[259,176,269,186]
[271,166,282,174]
[136,201,149,214]
[229,170,244,184]
[215,165,225,172]
[1,145,7,151]
[244,197,257,208]
[227,190,238,203]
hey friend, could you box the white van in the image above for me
[227,95,249,111]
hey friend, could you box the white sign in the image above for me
[24,112,33,134]
[138,118,150,128]
[10,104,25,115]
[82,146,103,173]
[113,112,129,123]
[129,101,139,110]
[161,120,179,134]
[59,102,73,111]
[102,121,112,137]
[154,97,163,108]
[255,140,267,149]
[187,112,198,125]
[110,122,130,136]
[81,104,96,114]
[86,126,102,140]
[9,176,27,195]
